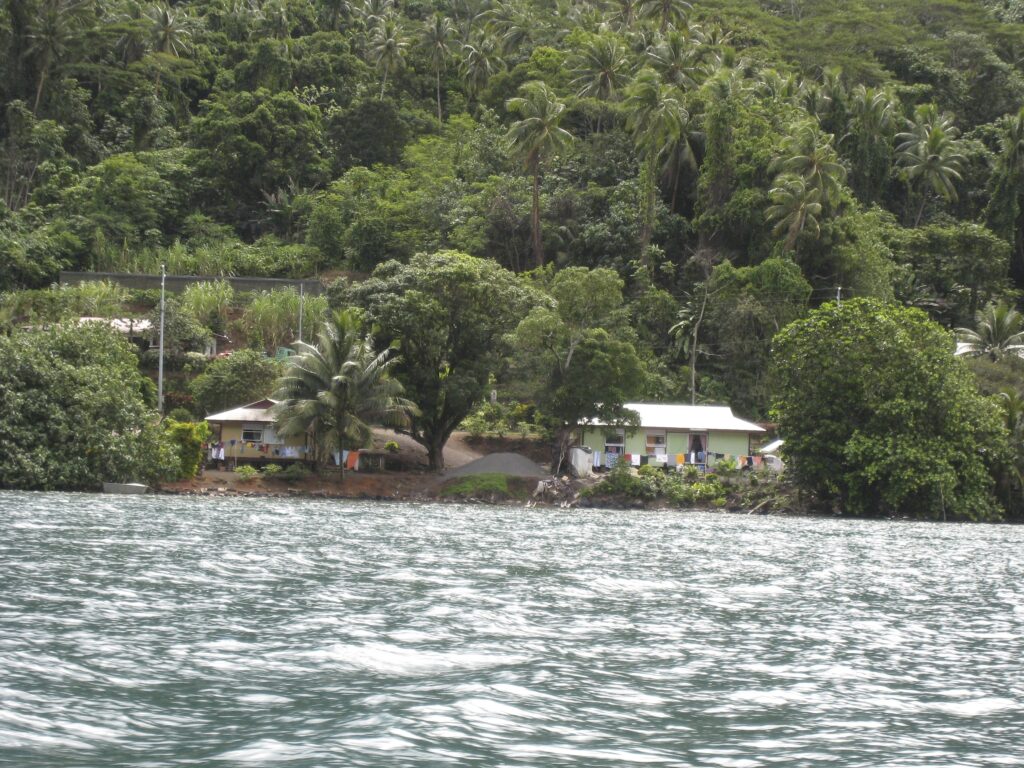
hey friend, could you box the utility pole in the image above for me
[836,285,842,307]
[158,264,166,415]
[298,283,304,343]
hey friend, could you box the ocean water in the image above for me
[0,492,1022,767]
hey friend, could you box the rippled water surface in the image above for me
[1,492,1023,767]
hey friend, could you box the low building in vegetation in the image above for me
[579,403,765,471]
[205,399,309,466]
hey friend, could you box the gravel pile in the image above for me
[444,452,549,479]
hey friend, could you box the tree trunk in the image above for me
[690,284,709,404]
[640,154,656,262]
[427,433,446,472]
[33,64,48,114]
[785,209,804,253]
[553,425,573,475]
[380,67,388,100]
[914,193,927,227]
[531,159,544,268]
[436,68,443,129]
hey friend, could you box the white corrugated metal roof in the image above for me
[614,403,765,433]
[205,399,278,422]
[759,438,785,454]
[78,316,153,334]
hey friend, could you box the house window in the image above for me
[646,431,667,455]
[604,430,625,454]
[242,424,264,442]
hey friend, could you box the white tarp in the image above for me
[569,447,592,478]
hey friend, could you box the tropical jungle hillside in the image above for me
[3,0,1024,517]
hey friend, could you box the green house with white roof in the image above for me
[578,402,765,469]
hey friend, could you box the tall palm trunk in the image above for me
[785,209,806,253]
[530,153,544,268]
[640,154,656,263]
[435,68,443,128]
[690,284,709,404]
[380,66,389,99]
[32,51,51,114]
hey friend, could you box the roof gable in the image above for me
[205,398,279,422]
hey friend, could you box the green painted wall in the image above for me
[667,432,689,456]
[580,427,753,461]
[624,429,644,455]
[708,432,750,459]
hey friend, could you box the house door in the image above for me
[689,433,707,462]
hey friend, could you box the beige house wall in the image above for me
[211,421,308,462]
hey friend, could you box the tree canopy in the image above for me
[0,323,171,490]
[771,299,1010,521]
[347,250,539,469]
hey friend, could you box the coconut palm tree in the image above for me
[639,0,691,33]
[624,68,686,258]
[368,15,407,99]
[610,0,641,30]
[272,310,416,476]
[360,0,394,27]
[112,0,151,65]
[896,104,965,225]
[506,81,574,269]
[985,107,1024,281]
[483,1,533,56]
[147,1,194,90]
[572,35,631,102]
[461,34,502,102]
[955,302,1024,361]
[420,14,455,128]
[844,84,899,203]
[26,0,90,113]
[770,123,847,209]
[148,1,193,56]
[646,29,703,89]
[765,174,823,253]
[319,0,353,31]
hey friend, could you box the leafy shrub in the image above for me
[262,463,282,477]
[384,440,400,453]
[235,465,259,482]
[584,462,729,506]
[278,463,311,482]
[584,462,658,500]
[167,407,194,422]
[440,473,529,499]
[162,419,211,480]
[715,458,740,478]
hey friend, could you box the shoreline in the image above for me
[152,471,809,516]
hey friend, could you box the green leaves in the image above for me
[272,308,415,468]
[349,251,539,469]
[771,298,1010,520]
[0,322,168,490]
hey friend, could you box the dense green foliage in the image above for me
[0,323,172,489]
[510,267,647,467]
[583,462,729,506]
[771,299,1011,520]
[190,349,281,416]
[272,310,415,470]
[162,418,211,479]
[347,251,538,469]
